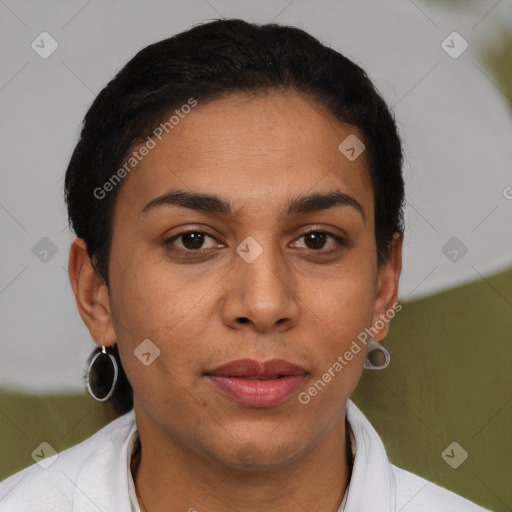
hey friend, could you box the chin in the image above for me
[200,430,313,472]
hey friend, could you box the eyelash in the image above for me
[163,229,351,255]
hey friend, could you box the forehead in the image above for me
[114,90,374,222]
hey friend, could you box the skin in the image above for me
[68,90,402,512]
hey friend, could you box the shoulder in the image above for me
[0,409,136,512]
[392,464,492,512]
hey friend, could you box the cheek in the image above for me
[108,240,236,389]
[109,241,207,335]
[308,256,377,338]
[299,270,374,408]
[298,252,377,396]
[110,270,204,411]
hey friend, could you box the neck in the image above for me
[131,406,352,512]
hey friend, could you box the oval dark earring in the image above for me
[85,345,119,402]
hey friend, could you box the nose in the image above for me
[221,240,300,334]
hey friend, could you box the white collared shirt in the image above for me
[0,399,491,511]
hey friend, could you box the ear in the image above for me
[371,232,403,341]
[67,238,116,347]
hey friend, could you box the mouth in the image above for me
[204,358,308,408]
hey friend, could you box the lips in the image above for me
[204,359,308,407]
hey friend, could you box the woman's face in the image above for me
[100,91,401,468]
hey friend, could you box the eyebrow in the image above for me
[140,188,365,222]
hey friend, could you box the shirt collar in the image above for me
[343,399,396,511]
[72,408,137,511]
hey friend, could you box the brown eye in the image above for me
[292,230,349,251]
[179,232,206,250]
[304,231,327,250]
[165,231,219,252]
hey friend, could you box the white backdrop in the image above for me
[1,0,511,392]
